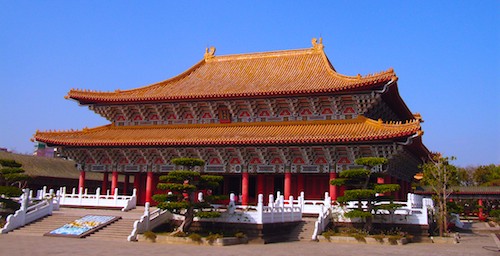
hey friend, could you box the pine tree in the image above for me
[153,158,223,234]
[330,157,400,233]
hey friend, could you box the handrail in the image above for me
[127,202,173,242]
[1,189,55,234]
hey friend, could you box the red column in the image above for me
[377,176,385,196]
[78,171,85,191]
[257,175,265,195]
[145,172,154,203]
[111,171,119,195]
[102,172,109,193]
[241,172,249,205]
[478,199,484,221]
[329,172,338,201]
[123,174,129,195]
[284,172,292,200]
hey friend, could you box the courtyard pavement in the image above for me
[1,225,499,256]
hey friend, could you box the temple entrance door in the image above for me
[274,174,284,196]
[226,175,241,200]
[248,176,256,204]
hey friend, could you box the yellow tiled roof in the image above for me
[66,45,397,103]
[34,116,421,147]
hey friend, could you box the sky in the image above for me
[0,1,498,167]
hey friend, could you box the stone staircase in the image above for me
[85,218,137,241]
[7,212,77,237]
[292,217,318,241]
[5,206,145,241]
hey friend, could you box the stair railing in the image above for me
[1,188,55,234]
[311,192,332,241]
[127,202,173,242]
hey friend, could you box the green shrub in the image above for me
[321,230,336,241]
[205,233,222,245]
[195,211,221,218]
[0,159,22,168]
[387,235,402,245]
[371,234,385,243]
[188,233,202,243]
[172,231,186,237]
[0,186,22,197]
[0,198,20,210]
[489,209,500,218]
[143,231,157,242]
[350,233,366,243]
[234,232,246,239]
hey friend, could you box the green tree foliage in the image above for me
[420,154,457,237]
[472,164,500,186]
[154,158,223,234]
[0,159,30,188]
[330,157,400,233]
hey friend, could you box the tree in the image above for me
[0,159,30,196]
[330,157,400,233]
[472,164,500,186]
[153,158,223,234]
[420,154,457,237]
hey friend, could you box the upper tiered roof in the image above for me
[66,39,397,104]
[34,116,422,147]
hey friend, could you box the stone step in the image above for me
[85,219,136,241]
[293,218,318,241]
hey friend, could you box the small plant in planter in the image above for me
[351,233,367,243]
[143,231,157,242]
[321,230,336,241]
[371,234,385,243]
[205,233,223,245]
[234,232,246,239]
[188,233,202,244]
[387,235,403,245]
[172,231,187,237]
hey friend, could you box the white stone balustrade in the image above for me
[128,202,173,241]
[1,188,55,234]
[57,187,137,211]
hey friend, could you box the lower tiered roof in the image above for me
[34,116,422,147]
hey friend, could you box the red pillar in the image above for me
[241,172,249,205]
[102,172,109,193]
[284,172,292,200]
[123,174,129,195]
[478,199,484,221]
[339,185,346,197]
[376,176,385,196]
[257,175,265,195]
[78,171,85,191]
[145,172,154,203]
[329,172,338,201]
[111,171,119,195]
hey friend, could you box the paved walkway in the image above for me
[1,227,499,256]
[2,209,499,256]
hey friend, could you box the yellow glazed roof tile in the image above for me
[34,116,421,147]
[66,44,397,103]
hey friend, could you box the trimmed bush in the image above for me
[0,186,22,197]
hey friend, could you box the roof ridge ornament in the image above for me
[204,46,216,60]
[311,37,324,51]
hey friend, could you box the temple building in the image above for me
[34,39,430,206]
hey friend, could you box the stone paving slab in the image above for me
[1,231,498,256]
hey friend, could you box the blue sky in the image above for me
[0,1,498,167]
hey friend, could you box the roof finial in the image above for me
[311,37,324,51]
[204,46,216,60]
